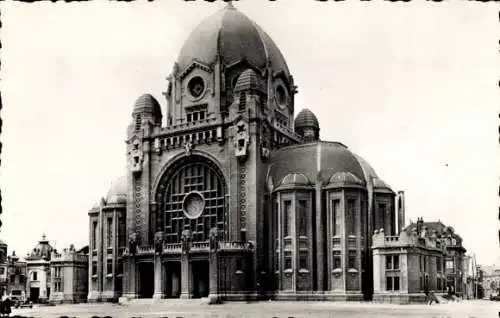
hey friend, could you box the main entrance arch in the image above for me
[154,155,228,243]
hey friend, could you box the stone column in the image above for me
[153,255,164,299]
[180,255,191,299]
[208,252,219,302]
[123,256,137,299]
[314,182,324,291]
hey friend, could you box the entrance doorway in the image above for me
[191,260,209,298]
[29,287,39,303]
[138,262,154,298]
[165,262,181,298]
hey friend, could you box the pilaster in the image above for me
[123,256,137,298]
[314,182,324,291]
[180,255,192,299]
[208,252,219,301]
[153,255,164,299]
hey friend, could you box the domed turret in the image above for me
[105,176,127,205]
[233,69,264,93]
[295,108,320,142]
[29,234,54,260]
[132,94,162,128]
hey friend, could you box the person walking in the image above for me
[424,281,436,305]
[424,282,430,304]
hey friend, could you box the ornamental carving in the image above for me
[234,120,249,160]
[239,165,247,229]
[154,138,162,154]
[130,139,144,173]
[184,140,193,156]
[128,232,139,256]
[134,178,143,239]
[209,227,219,252]
[154,231,165,255]
[181,229,192,254]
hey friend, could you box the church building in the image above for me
[88,3,406,302]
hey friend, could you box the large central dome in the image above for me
[177,4,290,77]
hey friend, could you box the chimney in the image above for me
[397,191,406,233]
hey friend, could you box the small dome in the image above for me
[30,234,54,259]
[234,69,264,93]
[295,109,319,130]
[275,172,312,191]
[326,171,364,189]
[105,176,127,205]
[373,178,394,193]
[133,94,162,118]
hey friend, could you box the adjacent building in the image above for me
[88,3,409,302]
[481,264,500,299]
[25,234,54,303]
[22,235,89,304]
[49,245,89,304]
[372,218,468,303]
[6,251,27,300]
[0,240,8,297]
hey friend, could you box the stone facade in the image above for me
[88,4,407,302]
[372,218,468,304]
[0,240,7,296]
[23,235,88,304]
[49,245,89,304]
[480,265,500,299]
[6,252,27,300]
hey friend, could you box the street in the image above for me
[10,300,500,318]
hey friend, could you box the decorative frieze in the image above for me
[129,139,144,173]
[239,165,247,229]
[134,178,143,239]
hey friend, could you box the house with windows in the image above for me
[25,235,54,303]
[49,245,89,304]
[0,240,7,297]
[6,251,27,300]
[404,219,467,297]
[24,234,89,304]
[372,218,467,303]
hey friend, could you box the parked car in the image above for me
[490,291,500,301]
[18,300,33,309]
[9,296,32,309]
[10,296,21,308]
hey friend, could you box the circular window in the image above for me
[188,76,205,98]
[182,191,205,219]
[275,85,287,107]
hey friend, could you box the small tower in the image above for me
[231,69,267,160]
[130,94,163,134]
[294,108,320,142]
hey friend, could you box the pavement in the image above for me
[10,299,500,318]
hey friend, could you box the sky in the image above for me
[0,1,499,266]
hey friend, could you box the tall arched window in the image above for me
[155,156,227,243]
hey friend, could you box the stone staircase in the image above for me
[119,297,209,306]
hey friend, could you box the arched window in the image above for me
[155,156,227,243]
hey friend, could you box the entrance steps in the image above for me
[120,298,205,306]
[434,294,448,304]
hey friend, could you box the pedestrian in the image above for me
[424,282,432,305]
